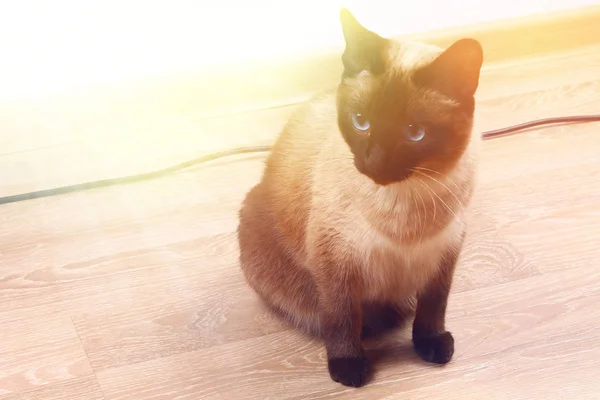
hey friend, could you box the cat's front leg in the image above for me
[412,241,462,364]
[316,269,367,387]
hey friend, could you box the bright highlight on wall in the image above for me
[0,0,598,100]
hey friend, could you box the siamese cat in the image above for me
[237,8,483,387]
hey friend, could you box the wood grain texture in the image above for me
[0,313,93,394]
[0,15,599,400]
[304,266,600,400]
[18,376,105,400]
[477,126,600,274]
[93,266,600,400]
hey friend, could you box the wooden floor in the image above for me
[1,43,600,399]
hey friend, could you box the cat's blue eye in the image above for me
[403,124,426,142]
[351,112,370,133]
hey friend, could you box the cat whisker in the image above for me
[411,169,463,209]
[410,181,427,245]
[419,178,458,220]
[413,166,461,191]
[416,180,437,221]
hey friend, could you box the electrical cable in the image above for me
[1,114,599,206]
[479,115,600,138]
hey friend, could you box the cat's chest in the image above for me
[341,212,463,301]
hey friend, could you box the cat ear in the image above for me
[415,38,483,100]
[339,8,386,76]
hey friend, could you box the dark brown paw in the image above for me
[328,356,369,387]
[413,331,454,364]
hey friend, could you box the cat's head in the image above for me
[336,9,483,185]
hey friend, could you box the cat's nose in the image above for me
[365,143,385,170]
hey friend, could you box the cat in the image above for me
[237,8,483,388]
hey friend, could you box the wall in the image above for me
[1,0,599,100]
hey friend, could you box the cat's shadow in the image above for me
[360,310,425,371]
[364,328,421,365]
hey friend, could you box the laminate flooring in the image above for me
[1,45,599,399]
